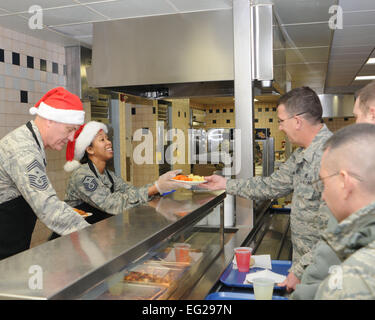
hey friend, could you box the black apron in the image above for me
[48,159,114,241]
[0,122,43,260]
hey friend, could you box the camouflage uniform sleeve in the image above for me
[113,173,153,197]
[315,249,375,300]
[70,170,151,215]
[8,149,89,235]
[290,204,333,279]
[226,153,296,200]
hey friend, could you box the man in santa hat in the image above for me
[0,87,91,260]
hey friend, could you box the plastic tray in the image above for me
[205,292,288,300]
[220,260,292,290]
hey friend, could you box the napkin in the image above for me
[232,254,272,270]
[244,269,286,284]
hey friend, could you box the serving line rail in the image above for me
[0,190,226,300]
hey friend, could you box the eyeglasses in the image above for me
[277,112,307,124]
[311,171,364,192]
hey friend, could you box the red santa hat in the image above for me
[64,121,108,172]
[30,87,85,125]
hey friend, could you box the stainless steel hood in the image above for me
[319,94,355,118]
[87,7,280,98]
[88,9,234,98]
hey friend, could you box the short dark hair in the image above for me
[277,86,323,124]
[355,80,375,114]
[324,123,375,152]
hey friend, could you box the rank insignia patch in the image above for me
[27,159,48,190]
[82,176,98,192]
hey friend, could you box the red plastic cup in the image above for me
[234,247,252,272]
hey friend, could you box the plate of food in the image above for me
[171,174,207,185]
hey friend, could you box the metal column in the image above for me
[233,0,254,228]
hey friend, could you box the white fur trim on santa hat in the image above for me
[74,122,108,161]
[30,101,85,125]
[64,159,81,172]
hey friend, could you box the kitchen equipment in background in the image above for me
[157,100,172,175]
[191,109,206,127]
[189,129,207,164]
[255,128,275,177]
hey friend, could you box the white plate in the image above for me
[171,179,207,185]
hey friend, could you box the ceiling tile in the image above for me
[282,24,333,48]
[332,25,375,47]
[0,1,76,12]
[285,47,330,64]
[86,0,176,19]
[35,6,107,26]
[170,0,232,12]
[343,10,375,26]
[286,62,328,74]
[51,23,93,38]
[273,0,336,24]
[357,64,375,75]
[339,0,375,12]
[330,45,374,54]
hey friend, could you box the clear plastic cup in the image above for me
[253,277,274,300]
[234,247,252,272]
[173,243,191,263]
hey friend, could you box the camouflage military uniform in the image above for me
[0,121,89,259]
[65,162,152,214]
[226,124,332,278]
[291,214,339,299]
[313,201,375,299]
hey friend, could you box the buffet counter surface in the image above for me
[0,190,226,300]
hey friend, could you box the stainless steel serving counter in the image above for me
[0,190,226,300]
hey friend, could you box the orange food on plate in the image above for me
[74,208,89,217]
[175,211,189,217]
[172,175,192,181]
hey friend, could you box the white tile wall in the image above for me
[0,25,70,247]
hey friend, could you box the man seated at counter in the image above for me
[200,87,333,292]
[0,87,91,260]
[293,123,375,300]
[49,121,190,240]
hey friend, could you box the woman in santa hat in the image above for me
[49,121,188,240]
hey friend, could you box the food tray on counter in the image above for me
[205,292,288,300]
[123,264,184,287]
[97,282,167,300]
[220,260,292,290]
